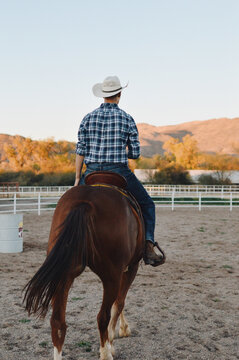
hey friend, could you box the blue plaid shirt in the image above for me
[76,103,140,164]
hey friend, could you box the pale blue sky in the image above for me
[0,0,238,141]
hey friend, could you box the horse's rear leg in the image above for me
[119,310,131,337]
[108,264,138,349]
[51,277,74,360]
[98,279,121,360]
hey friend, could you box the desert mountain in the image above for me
[138,117,239,157]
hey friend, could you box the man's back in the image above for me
[76,102,140,164]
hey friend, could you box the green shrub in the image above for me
[0,171,75,186]
[198,174,231,185]
[149,165,193,184]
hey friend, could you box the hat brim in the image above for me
[92,83,128,98]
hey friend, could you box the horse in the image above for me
[23,175,148,360]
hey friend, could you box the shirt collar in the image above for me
[100,103,118,109]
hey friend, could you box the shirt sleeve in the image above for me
[127,116,140,159]
[75,116,88,156]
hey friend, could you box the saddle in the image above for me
[85,171,127,189]
[85,171,142,217]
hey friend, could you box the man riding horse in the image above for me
[74,76,164,267]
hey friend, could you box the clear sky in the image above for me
[0,0,238,142]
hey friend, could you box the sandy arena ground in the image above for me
[0,208,239,360]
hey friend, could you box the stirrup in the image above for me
[144,241,166,267]
[154,242,166,262]
[151,242,166,267]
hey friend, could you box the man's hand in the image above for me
[74,178,80,186]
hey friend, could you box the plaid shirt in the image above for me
[76,103,140,164]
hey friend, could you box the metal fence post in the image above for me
[14,193,17,214]
[38,193,41,215]
[230,193,232,211]
[172,190,175,211]
[199,193,201,211]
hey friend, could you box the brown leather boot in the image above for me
[144,241,166,267]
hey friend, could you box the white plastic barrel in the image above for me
[0,214,23,253]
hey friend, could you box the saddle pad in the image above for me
[85,171,127,189]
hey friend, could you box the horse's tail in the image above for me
[23,202,94,318]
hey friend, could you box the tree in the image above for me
[199,153,239,170]
[163,135,201,169]
[4,136,35,170]
[2,137,76,173]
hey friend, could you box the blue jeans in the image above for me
[80,163,155,243]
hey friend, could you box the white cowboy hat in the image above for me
[92,76,128,98]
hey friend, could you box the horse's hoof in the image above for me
[111,344,115,356]
[119,325,131,337]
[100,354,113,360]
[100,342,114,360]
[54,347,62,360]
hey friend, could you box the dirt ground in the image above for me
[0,208,238,360]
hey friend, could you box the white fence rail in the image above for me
[0,186,70,194]
[1,190,239,214]
[153,193,238,211]
[0,193,61,215]
[144,184,239,196]
[1,184,239,195]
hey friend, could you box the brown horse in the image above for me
[23,182,146,360]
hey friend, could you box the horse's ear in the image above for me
[85,171,127,189]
